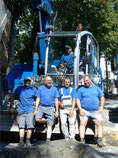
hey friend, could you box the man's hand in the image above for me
[34,109,37,116]
[80,109,85,116]
[69,109,74,117]
[98,96,105,114]
[35,98,40,116]
[55,111,59,118]
[97,108,103,114]
[60,103,65,109]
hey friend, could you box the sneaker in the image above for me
[65,137,69,140]
[26,140,32,146]
[18,141,24,147]
[46,138,51,142]
[80,138,85,144]
[97,138,104,147]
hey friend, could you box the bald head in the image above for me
[45,76,52,87]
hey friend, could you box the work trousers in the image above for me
[60,108,76,139]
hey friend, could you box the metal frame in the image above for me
[45,31,100,88]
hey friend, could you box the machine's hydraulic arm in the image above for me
[32,0,54,33]
[31,0,55,70]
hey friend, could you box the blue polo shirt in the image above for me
[76,85,104,111]
[36,85,59,107]
[13,86,37,114]
[61,53,74,70]
[59,87,76,102]
[61,53,83,70]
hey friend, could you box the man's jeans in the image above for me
[60,108,76,139]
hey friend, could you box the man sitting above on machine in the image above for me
[60,45,74,73]
[60,45,83,73]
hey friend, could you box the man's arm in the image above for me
[60,55,65,68]
[69,98,75,117]
[34,97,40,115]
[55,98,59,118]
[58,89,64,109]
[79,56,83,66]
[9,95,15,112]
[98,96,105,113]
[76,99,85,116]
[59,100,65,109]
[79,61,83,66]
[60,63,64,68]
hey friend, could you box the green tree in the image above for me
[14,9,38,64]
[54,0,118,57]
[4,0,31,74]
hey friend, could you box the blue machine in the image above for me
[1,1,103,134]
[3,0,103,95]
[98,67,102,90]
[32,0,54,64]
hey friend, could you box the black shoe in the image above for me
[26,140,32,146]
[46,138,51,142]
[97,138,104,147]
[80,138,85,144]
[18,141,24,147]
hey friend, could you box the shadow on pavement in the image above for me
[109,108,118,123]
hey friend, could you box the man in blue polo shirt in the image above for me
[34,76,59,141]
[60,45,74,72]
[9,76,37,147]
[59,78,76,140]
[60,45,83,73]
[76,75,105,147]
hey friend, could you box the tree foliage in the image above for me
[14,9,38,63]
[54,0,118,57]
[4,0,32,73]
[5,0,118,67]
[4,0,30,18]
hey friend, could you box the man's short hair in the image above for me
[65,45,71,49]
[84,75,91,80]
[64,78,71,82]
